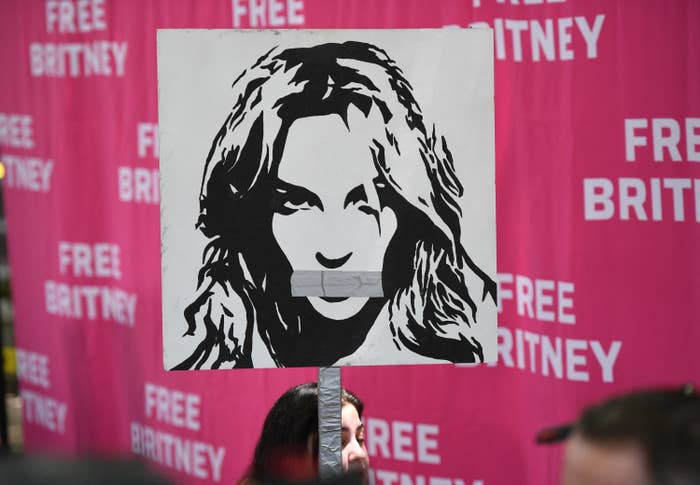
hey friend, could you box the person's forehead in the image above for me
[278,110,379,194]
[341,403,362,428]
[562,434,651,485]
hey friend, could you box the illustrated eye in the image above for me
[344,185,368,208]
[277,199,315,215]
[357,205,379,218]
[343,184,380,219]
[273,183,323,215]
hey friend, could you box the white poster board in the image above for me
[158,29,496,369]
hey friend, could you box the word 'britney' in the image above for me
[130,423,226,482]
[30,41,128,77]
[45,281,137,326]
[453,14,605,62]
[498,325,622,383]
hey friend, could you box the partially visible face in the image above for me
[272,107,398,320]
[341,403,369,478]
[562,433,652,485]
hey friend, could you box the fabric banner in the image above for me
[0,1,697,484]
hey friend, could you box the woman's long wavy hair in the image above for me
[175,41,496,369]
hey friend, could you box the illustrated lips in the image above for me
[319,296,349,303]
[316,251,352,269]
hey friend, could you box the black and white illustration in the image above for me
[159,30,496,369]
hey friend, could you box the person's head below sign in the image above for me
[175,40,496,369]
[542,385,700,485]
[241,383,369,484]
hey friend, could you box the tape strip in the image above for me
[318,366,342,479]
[291,271,383,297]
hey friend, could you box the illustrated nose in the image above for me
[315,251,352,269]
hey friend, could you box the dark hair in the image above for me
[247,382,364,482]
[576,385,700,485]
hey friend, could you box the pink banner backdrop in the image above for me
[1,1,698,484]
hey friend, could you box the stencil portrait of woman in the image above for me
[171,40,496,369]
